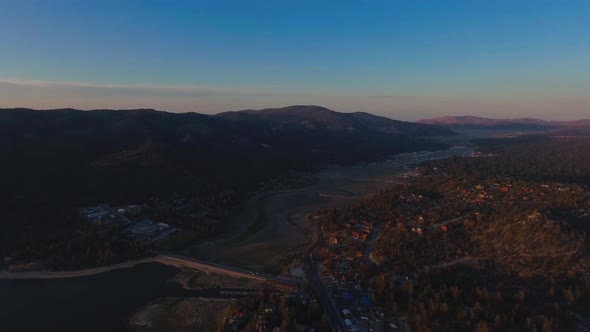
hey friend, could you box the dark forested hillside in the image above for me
[456,136,590,185]
[0,106,451,249]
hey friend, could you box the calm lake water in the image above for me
[0,263,217,332]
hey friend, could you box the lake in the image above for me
[0,263,219,332]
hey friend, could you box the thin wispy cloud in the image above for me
[0,78,281,97]
[0,78,337,114]
[367,95,450,100]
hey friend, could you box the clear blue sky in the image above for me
[1,0,589,120]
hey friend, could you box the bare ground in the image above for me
[129,297,233,332]
[184,160,418,273]
[174,269,276,290]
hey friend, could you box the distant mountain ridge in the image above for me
[218,105,455,136]
[418,115,590,130]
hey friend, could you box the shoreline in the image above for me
[0,257,158,279]
[0,254,302,290]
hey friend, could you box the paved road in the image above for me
[304,223,347,332]
[429,214,469,231]
[155,253,303,288]
[363,222,386,261]
[0,257,156,279]
[0,253,303,289]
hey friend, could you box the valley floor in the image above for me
[184,146,472,273]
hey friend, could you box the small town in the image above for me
[309,148,590,331]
